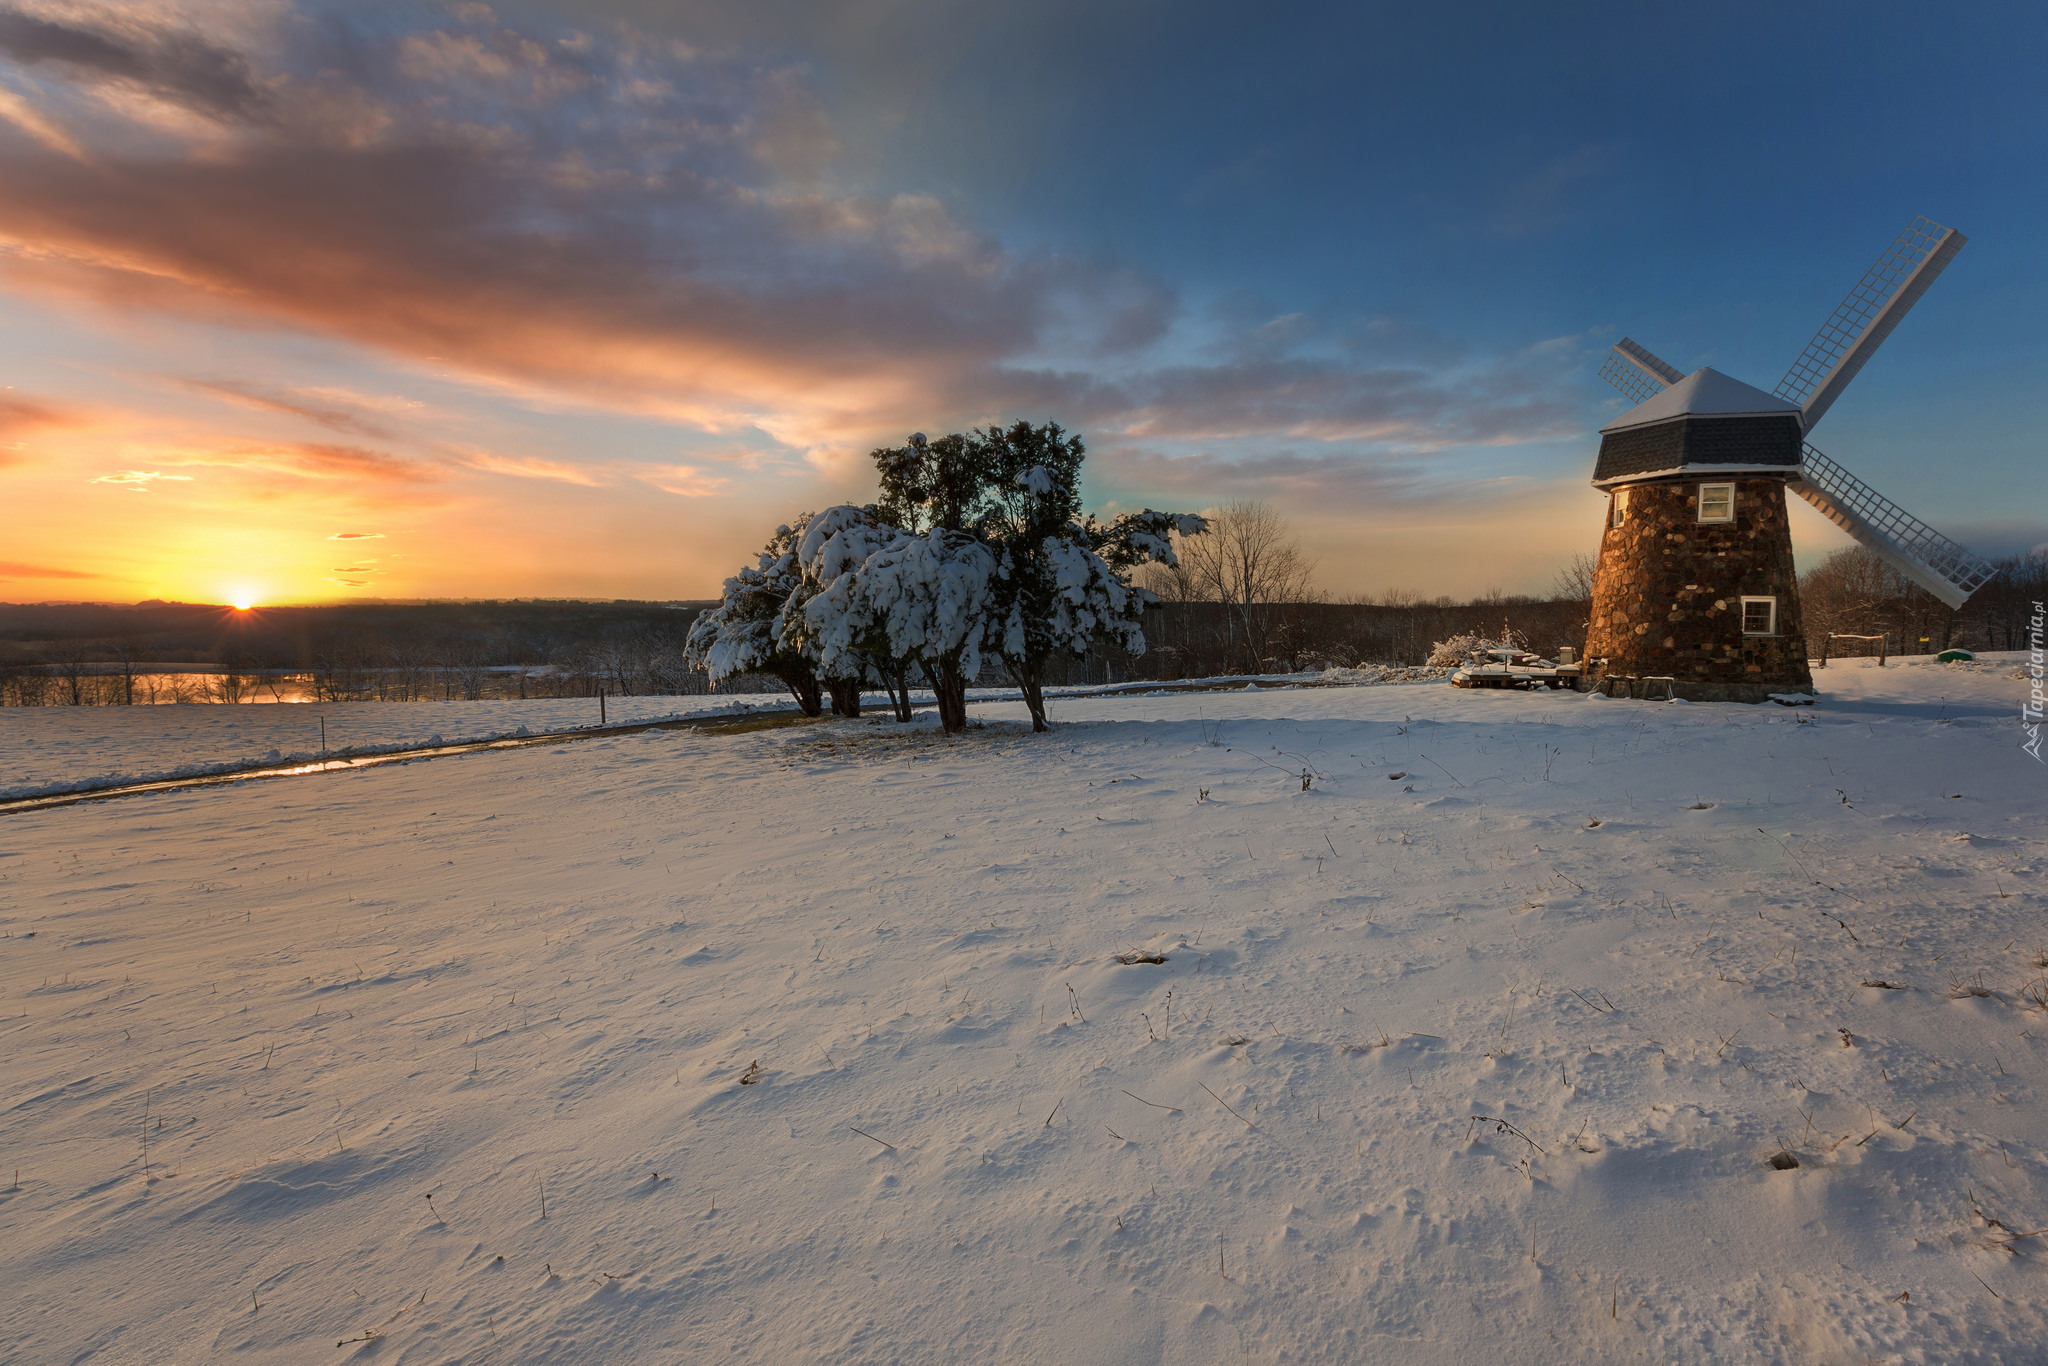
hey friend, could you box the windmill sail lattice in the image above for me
[1788,446,1994,609]
[1774,217,1967,430]
[1596,337,1680,406]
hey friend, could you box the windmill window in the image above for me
[1697,483,1735,523]
[1740,596,1776,636]
[1610,489,1630,527]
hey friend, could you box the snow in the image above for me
[796,511,999,681]
[1601,366,1803,433]
[0,693,785,801]
[0,671,1439,802]
[3,655,2044,1362]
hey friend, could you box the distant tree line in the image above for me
[1797,545,2048,659]
[5,521,2037,708]
[0,600,781,706]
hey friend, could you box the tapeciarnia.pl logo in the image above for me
[2026,600,2045,762]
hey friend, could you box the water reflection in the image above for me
[1,667,765,706]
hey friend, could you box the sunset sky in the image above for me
[2,0,2043,605]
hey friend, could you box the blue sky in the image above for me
[1,0,2041,602]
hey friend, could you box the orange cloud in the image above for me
[0,5,1054,455]
[634,463,731,497]
[0,3,1600,606]
[0,559,96,579]
[0,391,82,464]
[457,451,602,486]
[0,4,1583,472]
[185,379,405,440]
[175,441,438,483]
[91,468,192,490]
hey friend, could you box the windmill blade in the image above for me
[1598,337,1683,406]
[1776,217,1967,431]
[1790,444,1994,609]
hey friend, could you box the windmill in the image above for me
[1581,216,1992,701]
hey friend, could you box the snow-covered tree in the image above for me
[775,505,915,721]
[709,422,1200,735]
[786,501,999,732]
[684,519,827,715]
[972,421,1204,730]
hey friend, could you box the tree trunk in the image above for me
[1009,659,1050,732]
[782,667,823,717]
[921,659,969,733]
[827,676,863,717]
[886,667,915,722]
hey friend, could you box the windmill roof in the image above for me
[1599,367,1802,434]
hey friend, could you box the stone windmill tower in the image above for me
[1582,216,1993,701]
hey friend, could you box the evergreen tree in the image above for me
[683,519,825,715]
[973,421,1202,730]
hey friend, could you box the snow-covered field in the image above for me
[0,670,1425,802]
[0,692,787,801]
[2,655,2043,1363]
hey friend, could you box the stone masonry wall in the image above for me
[1583,477,1812,697]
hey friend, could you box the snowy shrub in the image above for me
[711,421,1203,734]
[786,507,1000,730]
[684,519,828,715]
[1425,630,1525,667]
[951,421,1204,731]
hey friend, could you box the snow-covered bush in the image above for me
[707,421,1203,734]
[1426,629,1525,667]
[943,421,1205,731]
[786,506,999,730]
[684,519,827,715]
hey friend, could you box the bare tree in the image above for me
[107,635,149,705]
[1800,545,1956,657]
[1551,552,1598,606]
[445,635,494,700]
[210,642,253,703]
[1975,550,2048,650]
[1177,500,1320,672]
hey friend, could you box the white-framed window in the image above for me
[1741,596,1776,636]
[1698,483,1735,523]
[1610,488,1630,527]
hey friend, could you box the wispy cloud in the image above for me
[0,2,1037,448]
[457,450,602,486]
[1046,353,1579,450]
[91,467,190,490]
[1091,445,1434,510]
[0,1,1595,608]
[0,1,1580,473]
[0,80,80,156]
[182,440,437,483]
[0,390,82,461]
[0,558,96,578]
[0,5,266,123]
[186,379,404,440]
[634,463,730,497]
